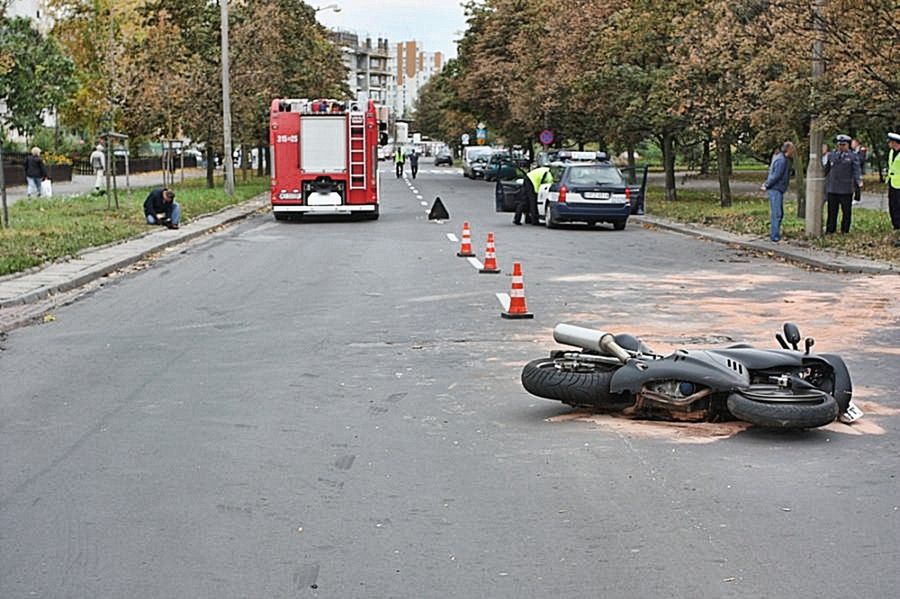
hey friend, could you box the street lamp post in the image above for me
[220,0,235,196]
[805,0,826,237]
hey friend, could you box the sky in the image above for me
[315,0,469,59]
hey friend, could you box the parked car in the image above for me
[434,149,454,166]
[462,146,493,179]
[483,150,515,182]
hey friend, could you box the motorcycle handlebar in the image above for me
[553,323,631,364]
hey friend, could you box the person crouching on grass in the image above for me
[143,187,181,230]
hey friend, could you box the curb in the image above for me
[632,214,898,275]
[0,194,269,309]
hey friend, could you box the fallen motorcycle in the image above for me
[521,323,863,429]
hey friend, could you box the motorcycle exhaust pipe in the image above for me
[553,323,631,364]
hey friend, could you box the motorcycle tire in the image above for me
[726,386,839,429]
[521,358,628,409]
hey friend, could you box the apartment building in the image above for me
[392,41,443,118]
[331,31,392,106]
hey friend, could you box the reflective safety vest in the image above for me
[395,149,404,164]
[889,149,900,190]
[527,167,552,192]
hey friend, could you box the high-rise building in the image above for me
[392,41,443,118]
[331,31,392,106]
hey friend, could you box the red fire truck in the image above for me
[269,98,381,221]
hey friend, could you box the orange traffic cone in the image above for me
[457,221,475,257]
[479,232,501,274]
[501,262,533,319]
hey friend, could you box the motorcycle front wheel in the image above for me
[726,386,839,429]
[521,358,630,409]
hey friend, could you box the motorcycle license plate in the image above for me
[583,191,610,200]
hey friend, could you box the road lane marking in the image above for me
[447,233,459,242]
[420,201,428,206]
[496,293,511,311]
[467,257,484,270]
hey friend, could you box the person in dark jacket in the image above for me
[408,150,419,179]
[851,138,867,204]
[24,147,49,198]
[761,141,795,242]
[822,134,862,234]
[143,187,181,229]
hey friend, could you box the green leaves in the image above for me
[0,16,75,136]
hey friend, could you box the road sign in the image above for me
[477,138,485,145]
[461,133,470,145]
[540,129,554,146]
[476,128,487,140]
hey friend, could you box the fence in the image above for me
[73,155,198,176]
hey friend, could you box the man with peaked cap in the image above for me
[822,134,862,234]
[887,132,900,245]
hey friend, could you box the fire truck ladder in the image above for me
[348,112,366,190]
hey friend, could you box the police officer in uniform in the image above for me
[887,132,900,246]
[822,134,862,234]
[515,166,552,226]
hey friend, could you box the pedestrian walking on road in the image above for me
[143,187,181,230]
[409,149,419,180]
[822,134,862,234]
[761,141,795,242]
[90,143,106,194]
[394,147,405,179]
[887,132,900,246]
[24,147,49,198]
[851,138,867,204]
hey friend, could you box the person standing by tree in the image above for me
[822,134,862,235]
[887,132,900,247]
[23,147,48,198]
[90,143,106,194]
[394,146,405,179]
[760,141,795,242]
[851,138,867,204]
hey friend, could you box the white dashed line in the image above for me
[447,233,459,242]
[420,201,428,206]
[467,257,484,270]
[495,293,511,311]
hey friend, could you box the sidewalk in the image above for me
[0,193,269,313]
[2,168,209,207]
[632,214,898,275]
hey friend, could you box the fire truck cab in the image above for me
[270,98,381,221]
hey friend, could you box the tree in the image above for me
[0,15,74,137]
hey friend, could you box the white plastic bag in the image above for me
[40,179,53,198]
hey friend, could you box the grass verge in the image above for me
[645,187,899,265]
[0,176,268,277]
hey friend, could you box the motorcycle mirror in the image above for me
[804,337,815,355]
[783,322,801,349]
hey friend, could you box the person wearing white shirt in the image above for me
[89,144,106,194]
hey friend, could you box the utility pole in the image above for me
[1,130,8,228]
[220,0,235,196]
[805,0,826,237]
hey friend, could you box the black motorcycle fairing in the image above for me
[807,353,852,412]
[706,348,806,370]
[609,350,751,395]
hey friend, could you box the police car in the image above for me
[537,151,632,229]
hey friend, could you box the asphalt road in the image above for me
[2,161,898,598]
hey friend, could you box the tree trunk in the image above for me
[662,132,677,201]
[257,142,265,177]
[627,147,636,171]
[794,145,806,218]
[240,143,248,182]
[205,145,215,189]
[700,138,711,175]
[716,140,732,207]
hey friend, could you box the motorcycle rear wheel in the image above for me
[727,386,839,429]
[521,358,628,409]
